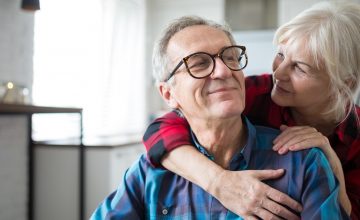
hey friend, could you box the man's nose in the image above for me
[210,57,232,79]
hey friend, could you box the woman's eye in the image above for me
[277,52,285,59]
[295,64,306,73]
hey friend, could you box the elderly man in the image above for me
[91,16,348,220]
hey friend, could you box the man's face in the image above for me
[160,25,245,121]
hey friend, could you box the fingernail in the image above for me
[279,148,285,154]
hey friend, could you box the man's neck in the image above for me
[188,116,247,169]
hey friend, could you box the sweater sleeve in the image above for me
[142,110,191,167]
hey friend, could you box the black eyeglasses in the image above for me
[164,45,248,82]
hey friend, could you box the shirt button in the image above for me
[162,208,168,215]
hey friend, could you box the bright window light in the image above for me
[33,0,146,141]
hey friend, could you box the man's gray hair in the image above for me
[274,1,360,122]
[152,16,236,84]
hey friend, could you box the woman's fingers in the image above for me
[273,126,309,149]
[279,124,288,131]
[277,133,322,154]
[273,125,329,154]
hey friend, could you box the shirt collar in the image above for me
[239,117,256,168]
[190,116,257,170]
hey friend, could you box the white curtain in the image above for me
[33,0,146,140]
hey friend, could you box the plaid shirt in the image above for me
[143,74,360,219]
[92,119,348,220]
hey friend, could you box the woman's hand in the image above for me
[272,125,340,172]
[272,125,351,215]
[273,125,330,154]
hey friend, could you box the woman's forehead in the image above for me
[280,37,307,52]
[280,38,313,58]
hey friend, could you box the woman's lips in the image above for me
[275,84,292,94]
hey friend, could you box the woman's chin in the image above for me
[271,90,291,107]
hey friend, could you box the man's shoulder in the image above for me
[253,125,280,149]
[131,154,161,170]
[125,154,155,177]
[253,125,326,159]
[127,154,173,178]
[254,125,280,136]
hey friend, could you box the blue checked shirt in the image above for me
[91,118,349,220]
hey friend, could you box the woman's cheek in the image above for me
[272,58,279,72]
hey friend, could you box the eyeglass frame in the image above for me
[164,45,248,82]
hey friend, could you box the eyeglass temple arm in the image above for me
[165,60,185,82]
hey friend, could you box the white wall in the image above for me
[277,0,321,25]
[0,1,35,219]
[0,0,34,92]
[233,30,276,76]
[278,0,360,25]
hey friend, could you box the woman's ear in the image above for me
[158,82,179,108]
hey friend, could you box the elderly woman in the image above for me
[143,1,360,219]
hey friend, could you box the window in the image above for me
[33,0,146,140]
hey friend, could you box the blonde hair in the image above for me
[152,16,236,83]
[274,1,360,122]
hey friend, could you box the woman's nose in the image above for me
[273,60,290,81]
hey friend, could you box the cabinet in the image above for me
[34,146,80,220]
[0,116,28,220]
[34,140,144,220]
[0,103,145,220]
[0,104,83,220]
[86,142,145,218]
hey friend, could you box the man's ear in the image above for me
[158,82,180,108]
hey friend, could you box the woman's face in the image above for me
[271,40,332,115]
